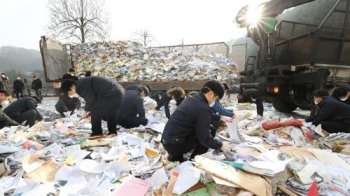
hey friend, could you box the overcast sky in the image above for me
[0,0,263,50]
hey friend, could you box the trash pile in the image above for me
[1,99,350,196]
[73,41,237,82]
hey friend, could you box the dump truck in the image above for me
[39,37,235,94]
[235,0,350,112]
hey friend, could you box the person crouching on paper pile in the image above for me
[55,92,81,117]
[61,77,125,136]
[4,96,43,127]
[241,88,264,116]
[0,89,19,129]
[155,86,185,119]
[302,89,350,134]
[161,80,233,162]
[117,87,148,128]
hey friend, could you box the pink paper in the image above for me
[113,176,151,196]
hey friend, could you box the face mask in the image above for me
[340,97,348,101]
[1,101,9,108]
[1,75,4,78]
[69,94,79,98]
[17,78,21,80]
[70,74,75,76]
[314,100,318,105]
[209,101,215,107]
[34,78,37,80]
[251,98,256,102]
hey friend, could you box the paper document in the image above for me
[227,120,243,144]
[113,176,151,196]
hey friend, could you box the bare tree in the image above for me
[46,0,111,43]
[134,30,157,46]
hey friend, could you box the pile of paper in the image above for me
[1,98,350,196]
[72,41,238,82]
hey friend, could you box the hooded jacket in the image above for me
[155,86,185,118]
[162,93,222,149]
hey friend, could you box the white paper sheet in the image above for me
[146,167,168,189]
[21,182,56,196]
[173,165,202,195]
[77,159,107,173]
[227,120,243,144]
[55,165,78,181]
[147,123,166,133]
[0,145,18,154]
[249,159,292,174]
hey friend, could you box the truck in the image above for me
[235,0,350,112]
[39,37,235,95]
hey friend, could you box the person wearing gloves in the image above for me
[331,86,350,105]
[117,88,148,128]
[61,77,125,136]
[0,73,10,92]
[13,76,24,100]
[161,80,233,162]
[156,86,185,119]
[304,89,350,134]
[4,96,43,127]
[55,93,81,117]
[31,75,43,100]
[241,88,263,116]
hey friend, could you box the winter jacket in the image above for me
[155,86,185,118]
[211,100,234,117]
[242,89,264,116]
[162,93,222,150]
[31,79,42,90]
[306,96,350,126]
[4,97,43,121]
[0,106,19,129]
[117,90,145,119]
[13,80,24,92]
[75,77,125,111]
[0,75,10,91]
[55,93,81,112]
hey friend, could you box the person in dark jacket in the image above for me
[211,83,235,118]
[151,91,164,105]
[155,86,185,119]
[161,80,232,162]
[4,96,43,127]
[0,89,19,129]
[1,73,10,92]
[305,89,350,133]
[13,76,24,100]
[242,88,263,116]
[85,71,91,77]
[31,76,43,100]
[331,86,350,105]
[55,93,81,117]
[62,68,78,83]
[61,77,125,136]
[117,88,148,128]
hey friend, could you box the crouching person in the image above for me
[4,96,43,127]
[161,80,232,162]
[0,89,19,129]
[117,88,148,128]
[55,93,81,117]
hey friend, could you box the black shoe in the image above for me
[90,133,103,137]
[168,154,187,163]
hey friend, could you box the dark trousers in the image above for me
[34,89,42,100]
[12,110,39,127]
[55,105,76,117]
[118,117,148,128]
[321,121,350,133]
[89,91,123,136]
[15,90,23,99]
[162,125,217,161]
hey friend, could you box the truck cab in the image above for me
[236,0,350,112]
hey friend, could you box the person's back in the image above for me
[313,96,350,125]
[4,97,34,117]
[118,90,145,118]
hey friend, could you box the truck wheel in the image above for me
[273,98,297,113]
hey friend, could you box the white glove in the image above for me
[309,125,316,131]
[81,110,87,118]
[221,116,233,123]
[220,141,232,153]
[64,112,70,117]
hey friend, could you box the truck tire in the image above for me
[273,98,297,113]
